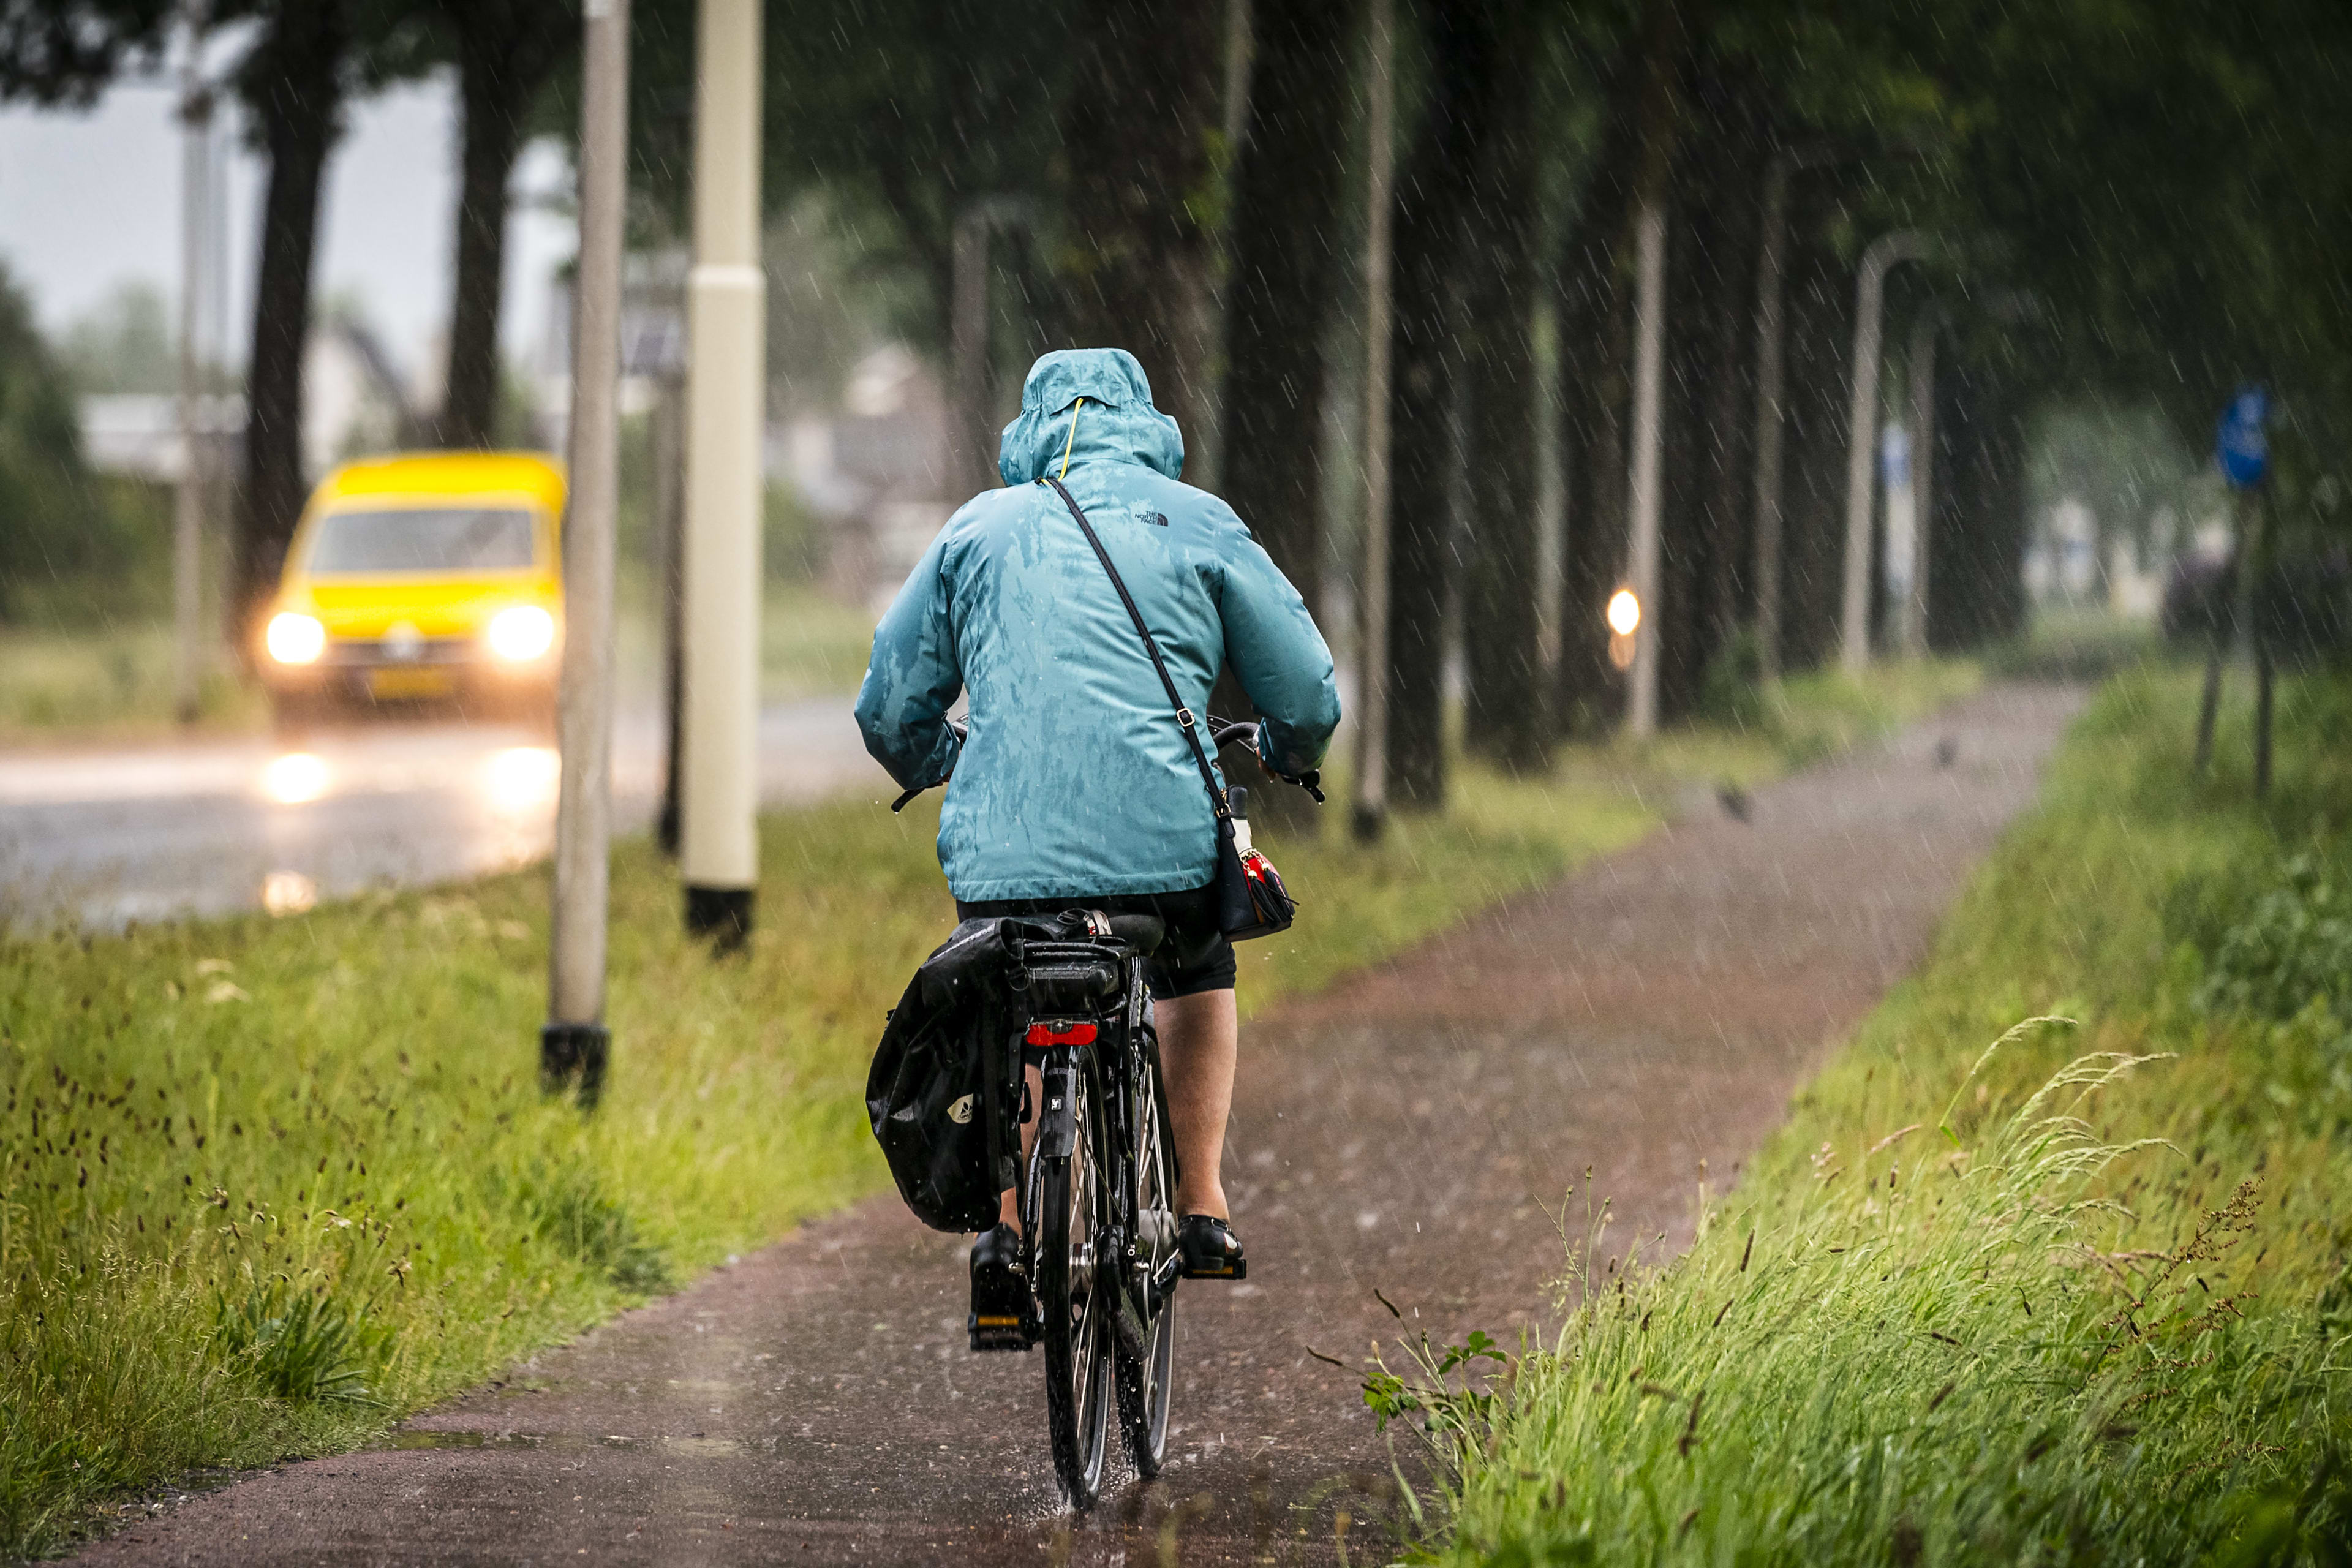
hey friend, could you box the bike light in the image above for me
[1025,1022,1098,1046]
[1605,587,1642,638]
[487,605,556,662]
[266,612,326,665]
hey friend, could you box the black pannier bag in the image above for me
[865,918,1018,1233]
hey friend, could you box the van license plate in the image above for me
[369,669,452,699]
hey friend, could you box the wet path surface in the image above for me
[78,683,2084,1566]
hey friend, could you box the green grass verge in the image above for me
[0,660,1973,1555]
[1416,665,2352,1565]
[0,625,264,742]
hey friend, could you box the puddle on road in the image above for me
[383,1431,778,1458]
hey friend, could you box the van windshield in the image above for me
[307,507,538,575]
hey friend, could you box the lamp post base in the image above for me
[685,884,754,950]
[540,1022,609,1107]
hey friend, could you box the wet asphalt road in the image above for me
[0,698,884,929]
[74,683,2084,1567]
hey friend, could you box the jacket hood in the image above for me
[997,347,1185,486]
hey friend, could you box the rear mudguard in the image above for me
[1038,1057,1080,1159]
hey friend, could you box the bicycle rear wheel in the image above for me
[1038,1063,1114,1507]
[1116,1030,1177,1476]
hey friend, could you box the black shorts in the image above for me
[954,882,1235,1000]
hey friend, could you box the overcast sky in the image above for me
[0,66,573,386]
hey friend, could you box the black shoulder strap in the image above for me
[1042,474,1229,823]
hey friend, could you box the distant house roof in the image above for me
[78,393,243,482]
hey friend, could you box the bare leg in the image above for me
[1156,989,1237,1219]
[994,1063,1044,1232]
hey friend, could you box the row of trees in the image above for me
[7,0,2348,815]
[2,0,578,631]
[639,0,2350,812]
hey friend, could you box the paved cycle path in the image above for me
[81,683,2083,1567]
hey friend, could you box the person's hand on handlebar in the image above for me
[889,717,968,813]
[1207,715,1325,804]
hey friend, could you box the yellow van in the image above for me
[258,452,567,726]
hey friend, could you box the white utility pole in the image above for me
[1351,0,1395,843]
[680,0,766,944]
[1904,309,1939,658]
[543,0,631,1104]
[1624,198,1667,739]
[1838,228,1927,674]
[173,14,211,726]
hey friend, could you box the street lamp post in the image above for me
[1902,307,1940,658]
[542,0,632,1105]
[679,0,766,945]
[1838,228,1928,675]
[173,14,213,726]
[1624,198,1667,738]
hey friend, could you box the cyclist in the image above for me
[855,346,1339,1327]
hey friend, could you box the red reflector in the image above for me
[1024,1022,1098,1046]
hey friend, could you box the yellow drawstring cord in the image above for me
[1058,397,1083,479]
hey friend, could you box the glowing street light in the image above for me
[1606,587,1642,637]
[1605,587,1641,675]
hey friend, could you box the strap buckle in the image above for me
[1175,707,1196,729]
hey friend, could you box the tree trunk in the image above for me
[1460,6,1544,770]
[1657,55,1761,719]
[1697,74,1763,665]
[1777,222,1859,672]
[1382,0,1494,810]
[1217,0,1352,835]
[1930,358,2029,649]
[440,48,525,448]
[440,1,577,450]
[232,2,349,643]
[1550,0,1686,732]
[1055,0,1224,454]
[1554,235,1627,737]
[1221,0,1351,603]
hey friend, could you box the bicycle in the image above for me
[889,717,1306,1507]
[979,906,1180,1506]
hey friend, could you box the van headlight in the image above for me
[487,605,557,662]
[266,612,326,665]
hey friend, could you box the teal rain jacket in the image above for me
[854,348,1341,901]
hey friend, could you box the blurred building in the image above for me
[77,315,421,484]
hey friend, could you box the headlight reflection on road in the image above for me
[486,746,561,814]
[261,752,331,804]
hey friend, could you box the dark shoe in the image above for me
[969,1223,1028,1351]
[1177,1213,1246,1280]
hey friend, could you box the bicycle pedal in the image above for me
[968,1313,1030,1352]
[1183,1257,1246,1281]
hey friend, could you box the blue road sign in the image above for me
[2217,386,2268,489]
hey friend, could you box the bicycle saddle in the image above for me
[1102,913,1165,956]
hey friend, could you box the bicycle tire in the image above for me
[1039,1066,1114,1508]
[1115,1031,1178,1476]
